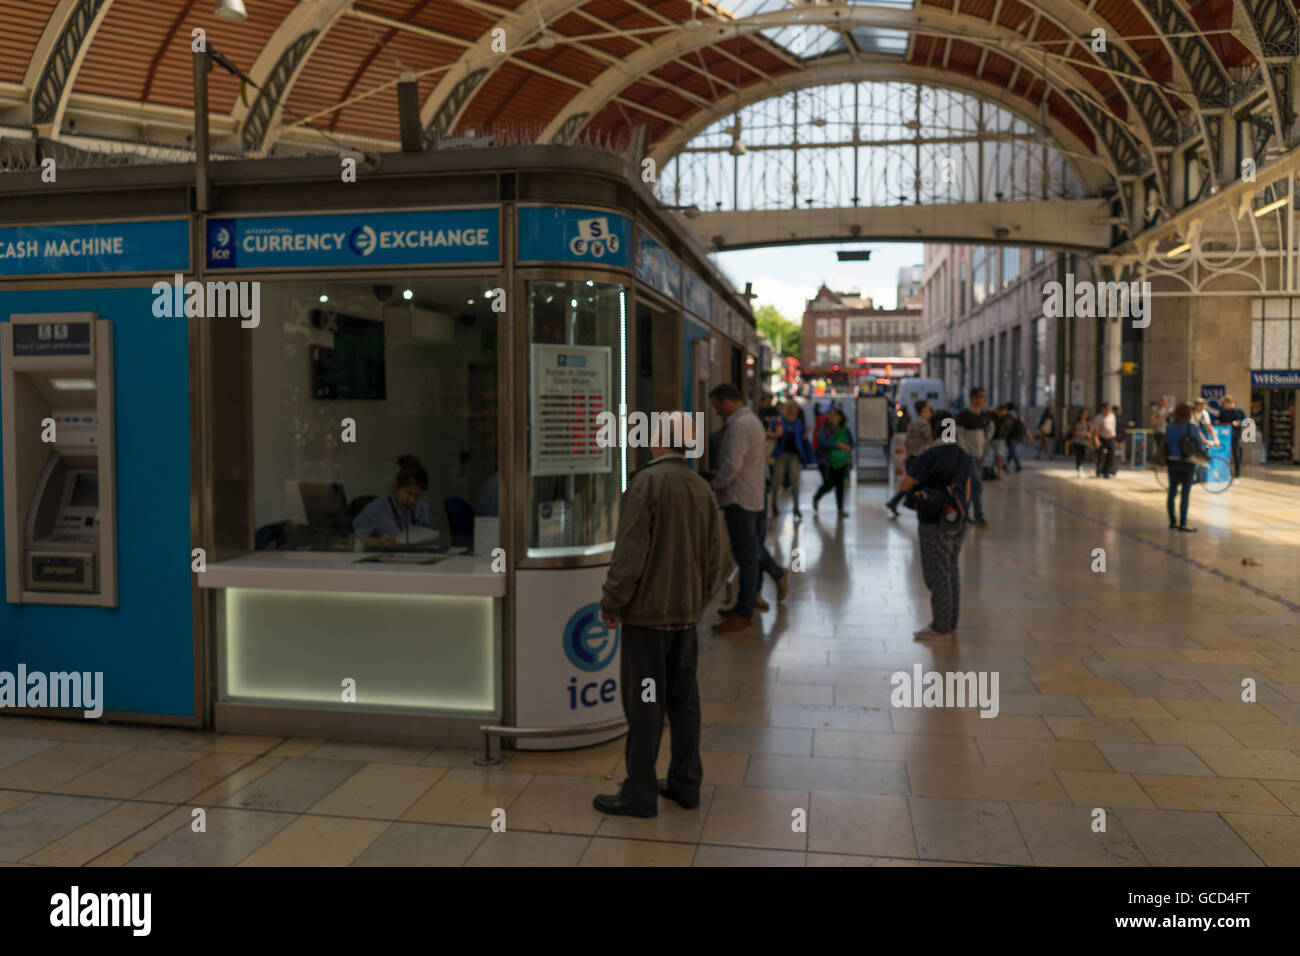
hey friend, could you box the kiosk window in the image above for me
[70,473,98,507]
[250,277,499,551]
[525,279,628,558]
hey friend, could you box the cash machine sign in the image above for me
[13,322,91,356]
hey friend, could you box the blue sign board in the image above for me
[683,269,710,319]
[0,219,189,277]
[206,208,499,270]
[517,206,632,268]
[1200,383,1225,418]
[1208,424,1232,463]
[1252,370,1300,388]
[635,227,681,302]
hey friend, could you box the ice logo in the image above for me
[568,217,619,259]
[213,227,231,248]
[349,225,377,257]
[562,603,619,672]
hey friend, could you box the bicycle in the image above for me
[1152,453,1232,494]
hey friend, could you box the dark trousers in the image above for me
[620,625,702,810]
[1167,461,1195,526]
[1096,437,1115,475]
[723,504,783,620]
[1231,441,1242,477]
[1074,441,1088,471]
[918,522,966,632]
[814,464,849,510]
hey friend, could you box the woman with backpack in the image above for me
[812,407,854,517]
[1070,409,1093,476]
[1164,402,1209,532]
[897,412,973,641]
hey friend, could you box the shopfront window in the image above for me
[250,277,499,553]
[525,279,628,558]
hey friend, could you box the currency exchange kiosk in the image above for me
[1,312,117,606]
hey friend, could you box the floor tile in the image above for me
[1115,808,1263,867]
[351,822,486,866]
[908,797,1032,865]
[308,763,446,820]
[698,785,808,850]
[239,815,389,866]
[125,807,296,866]
[1008,802,1147,866]
[579,837,696,867]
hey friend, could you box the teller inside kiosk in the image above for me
[1,312,117,606]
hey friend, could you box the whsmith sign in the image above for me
[205,208,500,271]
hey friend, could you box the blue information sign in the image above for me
[517,206,632,267]
[205,208,499,270]
[0,219,190,277]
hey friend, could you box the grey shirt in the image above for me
[711,406,767,511]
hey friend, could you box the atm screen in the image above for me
[70,472,98,508]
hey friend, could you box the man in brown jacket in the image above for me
[594,412,729,817]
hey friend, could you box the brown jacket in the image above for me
[601,454,730,627]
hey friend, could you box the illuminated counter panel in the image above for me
[219,588,499,715]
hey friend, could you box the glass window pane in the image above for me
[1264,298,1289,319]
[525,280,627,558]
[251,277,498,554]
[1263,319,1288,368]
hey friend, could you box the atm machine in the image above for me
[1,313,117,606]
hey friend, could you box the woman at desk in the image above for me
[353,456,431,547]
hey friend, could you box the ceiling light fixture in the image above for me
[215,0,248,21]
[1166,241,1191,257]
[1253,195,1288,217]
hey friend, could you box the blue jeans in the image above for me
[1006,440,1022,471]
[966,452,984,520]
[1167,461,1194,526]
[723,504,784,620]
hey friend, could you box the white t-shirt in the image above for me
[1095,412,1117,439]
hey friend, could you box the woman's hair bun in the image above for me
[398,455,422,469]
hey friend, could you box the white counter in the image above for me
[198,551,506,597]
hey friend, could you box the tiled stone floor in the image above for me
[2,456,1298,866]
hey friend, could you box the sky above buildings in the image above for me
[714,242,925,319]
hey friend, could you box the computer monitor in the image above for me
[298,481,351,535]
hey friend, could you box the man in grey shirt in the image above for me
[709,383,788,632]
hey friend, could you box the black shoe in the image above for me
[658,779,700,809]
[885,502,899,517]
[793,508,802,520]
[593,792,657,817]
[975,517,988,528]
[1169,522,1178,530]
[1177,525,1198,533]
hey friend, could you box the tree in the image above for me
[754,304,801,359]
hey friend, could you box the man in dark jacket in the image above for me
[594,412,730,818]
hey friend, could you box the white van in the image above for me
[895,378,948,416]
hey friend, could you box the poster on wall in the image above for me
[514,567,624,749]
[530,343,613,476]
[683,269,710,319]
[635,227,681,302]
